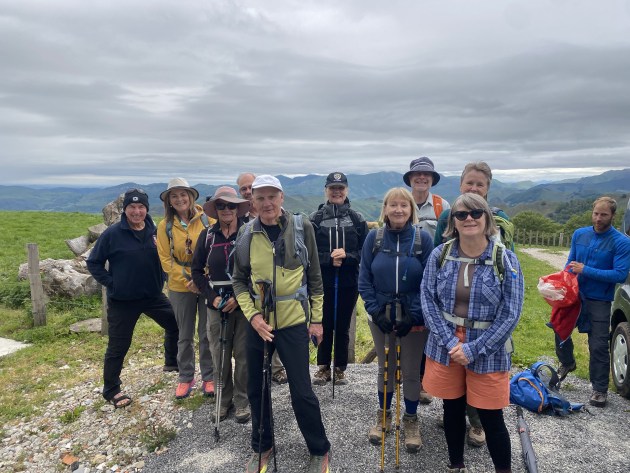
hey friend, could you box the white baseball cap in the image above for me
[252,175,283,192]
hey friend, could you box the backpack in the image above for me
[311,204,364,231]
[438,238,506,282]
[372,224,424,261]
[231,213,310,320]
[203,228,235,281]
[417,194,444,223]
[432,194,444,219]
[509,361,584,416]
[165,213,210,268]
[491,207,515,250]
[232,213,309,273]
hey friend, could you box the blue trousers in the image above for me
[247,322,330,455]
[555,299,611,392]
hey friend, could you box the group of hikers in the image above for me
[85,157,630,473]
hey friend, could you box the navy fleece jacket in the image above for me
[87,214,165,300]
[358,223,434,326]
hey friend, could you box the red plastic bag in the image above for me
[538,269,579,309]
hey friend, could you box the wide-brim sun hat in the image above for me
[403,156,441,187]
[159,177,200,202]
[203,186,250,219]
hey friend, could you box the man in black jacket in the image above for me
[87,188,179,408]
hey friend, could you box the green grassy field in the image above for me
[0,210,591,423]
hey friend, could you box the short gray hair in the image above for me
[443,193,498,240]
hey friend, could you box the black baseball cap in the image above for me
[325,172,348,187]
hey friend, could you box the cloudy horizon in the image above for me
[2,1,630,186]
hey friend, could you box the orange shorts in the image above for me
[423,326,510,410]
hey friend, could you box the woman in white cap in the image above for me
[157,177,216,399]
[191,186,252,423]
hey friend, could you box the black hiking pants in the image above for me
[103,294,179,401]
[247,322,330,456]
[316,284,358,371]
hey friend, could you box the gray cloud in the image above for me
[2,0,630,185]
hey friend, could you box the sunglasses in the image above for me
[185,236,193,255]
[125,187,146,195]
[215,202,238,210]
[452,209,485,221]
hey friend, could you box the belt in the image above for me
[442,312,492,329]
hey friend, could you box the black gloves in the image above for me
[372,307,393,334]
[395,319,412,337]
[394,304,414,337]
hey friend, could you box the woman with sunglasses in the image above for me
[433,161,513,449]
[191,186,252,423]
[157,177,216,399]
[420,193,524,473]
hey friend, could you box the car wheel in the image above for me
[611,321,630,398]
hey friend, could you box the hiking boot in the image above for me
[175,379,196,399]
[245,448,273,473]
[589,390,608,407]
[202,380,215,398]
[402,413,422,452]
[447,466,469,472]
[271,367,288,385]
[467,425,486,447]
[333,367,348,385]
[307,452,330,473]
[235,405,251,424]
[557,362,576,382]
[368,409,392,445]
[212,404,232,422]
[163,365,179,373]
[419,388,433,404]
[312,366,331,386]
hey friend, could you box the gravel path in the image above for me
[519,248,569,271]
[142,363,630,473]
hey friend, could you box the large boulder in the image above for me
[18,258,100,297]
[87,223,108,242]
[103,195,124,226]
[65,235,90,256]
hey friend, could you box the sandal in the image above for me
[109,393,132,409]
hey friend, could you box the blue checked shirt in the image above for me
[420,240,524,374]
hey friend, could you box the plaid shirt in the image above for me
[420,240,524,374]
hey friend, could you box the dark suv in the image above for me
[610,200,630,398]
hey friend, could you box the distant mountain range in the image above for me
[2,168,629,221]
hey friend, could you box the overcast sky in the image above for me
[2,0,630,187]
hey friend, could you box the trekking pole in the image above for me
[394,302,402,469]
[213,292,230,443]
[331,212,340,399]
[256,279,278,473]
[516,406,539,473]
[380,343,389,473]
[332,267,339,399]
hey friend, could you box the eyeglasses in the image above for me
[185,237,192,255]
[125,188,146,195]
[452,209,485,221]
[215,202,238,210]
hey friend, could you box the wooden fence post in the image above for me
[348,306,357,364]
[27,243,47,326]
